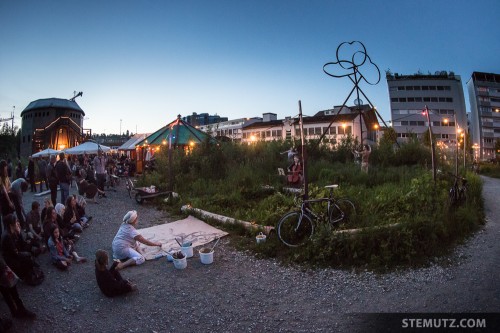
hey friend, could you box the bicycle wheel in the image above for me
[277,212,314,247]
[329,199,356,225]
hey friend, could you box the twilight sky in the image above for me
[1,0,499,135]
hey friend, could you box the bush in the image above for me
[145,139,484,270]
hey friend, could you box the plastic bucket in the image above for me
[181,245,193,258]
[173,256,187,269]
[199,249,214,265]
[256,232,267,244]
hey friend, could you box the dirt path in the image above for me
[6,176,500,332]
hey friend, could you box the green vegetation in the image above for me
[137,136,484,270]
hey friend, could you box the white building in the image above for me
[387,71,467,145]
[467,72,500,160]
[197,116,262,142]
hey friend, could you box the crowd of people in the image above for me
[0,154,143,331]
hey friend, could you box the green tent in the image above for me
[136,115,217,148]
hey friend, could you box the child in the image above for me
[47,227,86,270]
[95,249,137,297]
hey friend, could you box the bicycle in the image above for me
[277,185,356,247]
[448,173,467,206]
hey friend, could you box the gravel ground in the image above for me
[4,176,500,332]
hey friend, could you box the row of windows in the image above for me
[395,120,457,127]
[397,132,455,139]
[23,111,50,119]
[478,86,500,93]
[390,85,451,91]
[479,96,500,103]
[23,112,82,120]
[240,125,354,139]
[393,109,456,115]
[391,97,454,103]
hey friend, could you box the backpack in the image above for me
[24,266,45,286]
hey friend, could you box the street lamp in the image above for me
[422,105,436,182]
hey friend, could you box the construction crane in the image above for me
[0,107,15,130]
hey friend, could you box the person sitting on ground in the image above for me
[22,201,46,257]
[55,203,78,240]
[95,249,137,297]
[0,214,41,283]
[0,258,36,320]
[77,169,105,203]
[61,196,86,233]
[40,197,53,223]
[47,226,86,270]
[75,195,92,224]
[112,210,162,269]
[42,206,58,246]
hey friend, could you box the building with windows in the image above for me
[197,116,263,142]
[386,71,467,145]
[467,72,500,160]
[20,98,89,157]
[241,107,379,146]
[181,112,228,127]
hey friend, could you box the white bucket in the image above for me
[173,256,187,269]
[256,232,267,244]
[181,245,193,258]
[199,249,214,265]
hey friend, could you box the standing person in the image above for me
[46,155,59,206]
[281,146,297,164]
[14,161,23,180]
[6,158,13,181]
[37,157,47,192]
[93,150,107,196]
[9,178,28,230]
[360,144,372,173]
[55,153,72,204]
[111,210,162,269]
[0,160,16,222]
[95,249,137,297]
[0,258,36,319]
[27,157,36,192]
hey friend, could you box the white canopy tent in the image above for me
[64,141,111,155]
[31,148,62,158]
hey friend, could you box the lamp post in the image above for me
[422,105,436,182]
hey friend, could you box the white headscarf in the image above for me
[123,210,138,224]
[55,203,65,216]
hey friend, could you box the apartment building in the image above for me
[387,71,467,145]
[241,107,379,146]
[467,71,500,160]
[197,116,263,142]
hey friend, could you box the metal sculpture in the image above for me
[318,41,391,145]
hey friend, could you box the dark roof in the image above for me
[21,98,85,116]
[136,115,217,146]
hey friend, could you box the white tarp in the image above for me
[137,215,228,260]
[64,141,111,155]
[32,148,62,158]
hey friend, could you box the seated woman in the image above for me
[0,214,40,283]
[286,154,303,186]
[62,195,86,232]
[77,169,105,204]
[111,210,162,269]
[95,249,137,297]
[75,195,92,224]
[40,197,53,224]
[55,203,78,240]
[47,226,86,270]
